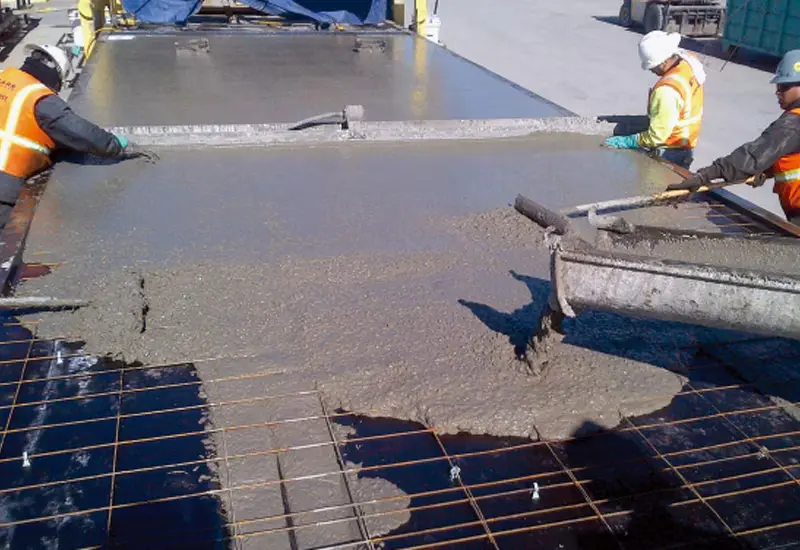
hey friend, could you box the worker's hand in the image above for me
[115,135,129,149]
[666,172,709,192]
[123,142,160,164]
[747,173,768,188]
[603,135,640,149]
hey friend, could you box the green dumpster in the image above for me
[724,0,800,58]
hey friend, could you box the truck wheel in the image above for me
[618,0,633,27]
[643,3,665,33]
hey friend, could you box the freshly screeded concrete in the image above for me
[70,32,569,127]
[20,137,711,440]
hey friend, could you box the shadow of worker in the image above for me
[457,270,550,360]
[561,421,748,549]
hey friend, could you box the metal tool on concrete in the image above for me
[288,104,365,132]
[515,194,800,366]
[0,297,88,310]
[560,176,754,217]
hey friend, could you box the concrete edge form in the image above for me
[107,117,616,147]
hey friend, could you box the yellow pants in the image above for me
[78,0,108,54]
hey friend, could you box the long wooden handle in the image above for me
[561,176,755,217]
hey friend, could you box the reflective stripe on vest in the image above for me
[771,107,800,215]
[651,58,704,149]
[0,83,52,171]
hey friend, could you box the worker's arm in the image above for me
[637,86,683,149]
[667,110,800,191]
[701,112,800,181]
[604,86,682,150]
[34,95,124,157]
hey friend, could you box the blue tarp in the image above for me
[120,0,387,25]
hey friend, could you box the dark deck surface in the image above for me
[0,324,799,549]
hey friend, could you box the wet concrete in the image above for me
[16,136,707,440]
[70,32,570,127]
[595,226,800,275]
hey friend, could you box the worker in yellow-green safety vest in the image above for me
[604,31,706,169]
[668,50,800,225]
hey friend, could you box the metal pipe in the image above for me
[0,297,88,310]
[514,194,572,235]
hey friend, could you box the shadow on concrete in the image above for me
[679,37,779,74]
[0,15,39,63]
[593,14,642,34]
[565,421,749,549]
[336,413,753,548]
[53,150,135,167]
[593,14,779,74]
[598,114,650,136]
[458,270,549,360]
[458,270,800,404]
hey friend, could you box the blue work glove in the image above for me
[115,135,129,149]
[603,135,640,149]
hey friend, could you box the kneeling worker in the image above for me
[668,50,800,225]
[0,44,144,227]
[605,31,706,169]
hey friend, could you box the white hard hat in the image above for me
[24,44,74,85]
[638,31,682,70]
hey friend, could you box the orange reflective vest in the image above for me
[649,56,704,149]
[0,68,56,179]
[772,107,800,216]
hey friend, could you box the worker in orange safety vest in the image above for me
[669,49,800,225]
[604,31,706,169]
[0,44,153,228]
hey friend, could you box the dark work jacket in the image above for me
[699,98,800,182]
[0,90,123,206]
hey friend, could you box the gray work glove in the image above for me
[666,171,709,192]
[116,136,159,163]
[124,142,160,163]
[747,172,768,188]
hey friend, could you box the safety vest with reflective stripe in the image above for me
[650,56,704,149]
[0,68,56,179]
[772,107,800,216]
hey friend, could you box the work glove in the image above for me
[666,172,709,192]
[747,172,768,188]
[603,134,640,149]
[117,136,160,164]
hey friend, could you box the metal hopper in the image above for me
[514,194,800,369]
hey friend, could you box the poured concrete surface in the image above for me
[18,136,706,439]
[70,31,569,127]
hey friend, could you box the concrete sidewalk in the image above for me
[436,0,785,215]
